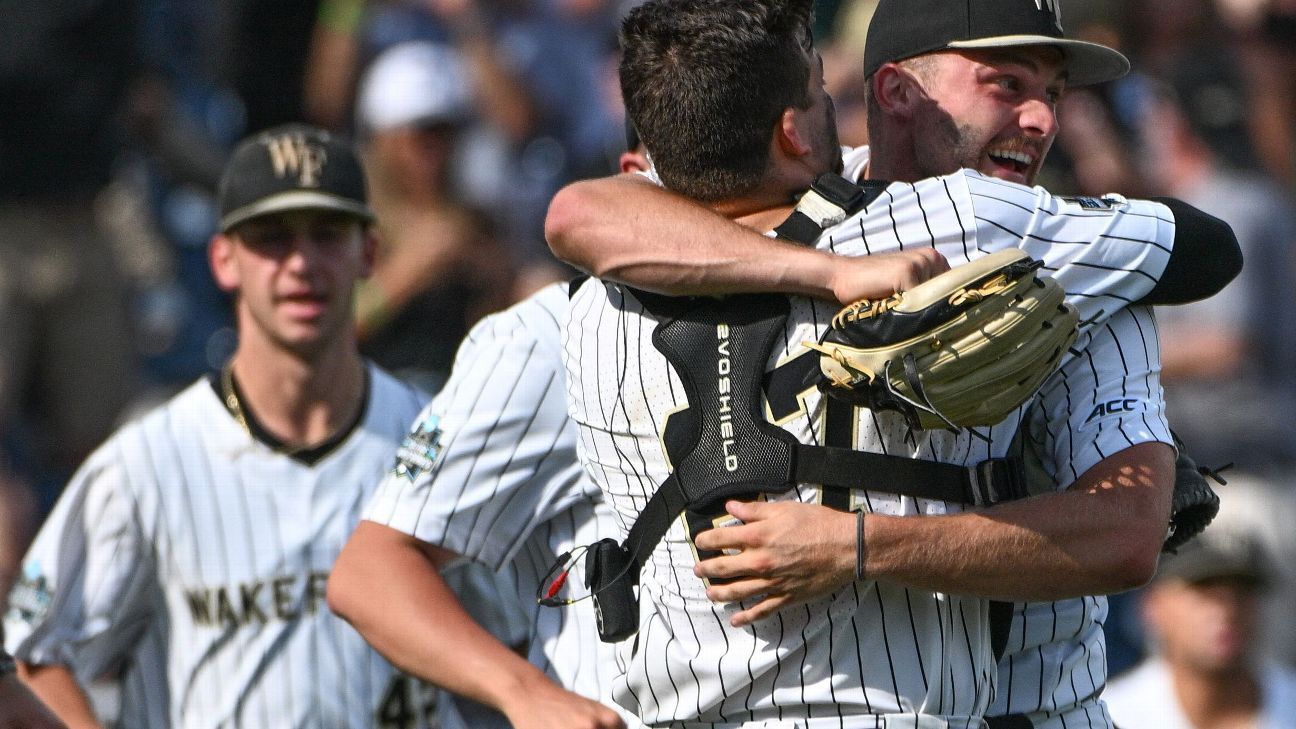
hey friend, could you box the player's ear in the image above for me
[776,106,813,158]
[209,233,241,293]
[872,64,921,121]
[358,225,378,278]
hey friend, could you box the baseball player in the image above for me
[555,0,1238,725]
[2,125,441,728]
[549,1,1239,727]
[329,279,632,729]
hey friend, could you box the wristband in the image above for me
[855,510,866,581]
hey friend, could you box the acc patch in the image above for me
[1081,397,1147,430]
[391,412,445,481]
[7,560,53,625]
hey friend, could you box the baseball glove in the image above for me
[1163,431,1226,553]
[808,249,1080,431]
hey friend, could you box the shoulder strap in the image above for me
[773,174,889,245]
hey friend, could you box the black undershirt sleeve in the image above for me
[1138,197,1243,305]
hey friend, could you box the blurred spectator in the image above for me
[1131,62,1296,471]
[1214,0,1296,188]
[0,2,144,514]
[305,0,628,269]
[1202,473,1296,671]
[353,40,518,392]
[1105,521,1296,727]
[213,0,328,133]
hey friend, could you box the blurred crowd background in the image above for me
[1,0,1294,706]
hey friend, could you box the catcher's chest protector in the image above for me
[580,287,1028,642]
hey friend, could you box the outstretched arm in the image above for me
[328,521,624,729]
[546,176,1239,307]
[545,174,948,304]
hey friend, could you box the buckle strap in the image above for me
[773,174,887,245]
[968,457,1029,507]
[795,446,1028,508]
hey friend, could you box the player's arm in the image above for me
[544,173,948,304]
[10,665,91,729]
[546,174,1238,307]
[695,308,1173,624]
[328,522,623,729]
[3,458,151,728]
[695,442,1171,625]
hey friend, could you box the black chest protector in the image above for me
[578,174,1029,643]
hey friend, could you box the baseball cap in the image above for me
[355,41,472,134]
[1157,530,1271,587]
[863,0,1130,87]
[217,124,375,233]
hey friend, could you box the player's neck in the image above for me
[712,190,799,234]
[227,340,367,449]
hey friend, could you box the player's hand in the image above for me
[0,674,68,729]
[693,500,857,628]
[500,678,625,729]
[828,248,949,305]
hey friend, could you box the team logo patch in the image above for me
[7,560,53,625]
[1060,195,1115,210]
[392,412,445,481]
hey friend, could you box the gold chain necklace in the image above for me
[220,363,308,457]
[220,363,252,436]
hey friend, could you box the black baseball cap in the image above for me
[1157,530,1271,588]
[863,0,1130,87]
[217,124,375,233]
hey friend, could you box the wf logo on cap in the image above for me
[265,133,328,188]
[1034,0,1064,31]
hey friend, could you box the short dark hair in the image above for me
[619,0,815,201]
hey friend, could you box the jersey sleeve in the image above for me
[963,173,1177,324]
[1021,306,1172,490]
[363,287,594,570]
[3,445,156,680]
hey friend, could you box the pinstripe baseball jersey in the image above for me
[363,282,636,726]
[3,364,441,729]
[847,146,1170,729]
[990,307,1169,729]
[562,165,1175,727]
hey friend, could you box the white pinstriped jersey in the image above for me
[3,364,438,729]
[363,282,636,726]
[562,162,1175,727]
[989,307,1169,729]
[847,146,1170,729]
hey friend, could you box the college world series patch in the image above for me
[7,560,53,625]
[392,412,445,481]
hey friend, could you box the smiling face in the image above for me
[210,209,375,359]
[904,46,1066,185]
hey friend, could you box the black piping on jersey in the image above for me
[207,365,370,465]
